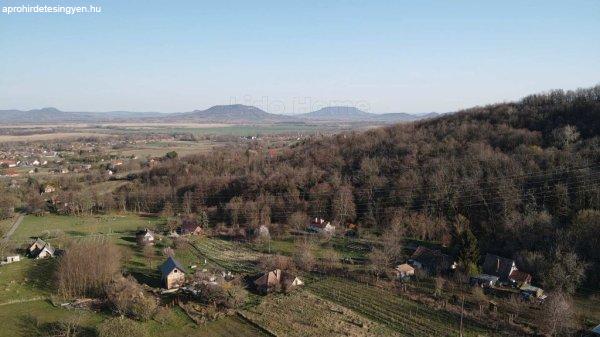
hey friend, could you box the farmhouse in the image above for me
[160,256,187,289]
[395,263,415,279]
[482,253,532,285]
[409,246,456,275]
[308,218,336,235]
[28,238,55,259]
[135,228,155,246]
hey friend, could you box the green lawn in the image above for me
[11,214,163,243]
[0,213,270,337]
[0,299,269,337]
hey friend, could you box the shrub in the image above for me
[106,276,157,321]
[97,318,148,337]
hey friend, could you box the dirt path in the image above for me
[3,214,24,241]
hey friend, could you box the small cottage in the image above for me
[28,238,55,259]
[177,220,203,236]
[409,246,456,275]
[482,253,532,285]
[281,273,304,292]
[160,256,187,289]
[254,269,282,293]
[254,269,303,293]
[395,263,415,279]
[308,218,336,235]
[135,228,155,246]
[470,274,499,288]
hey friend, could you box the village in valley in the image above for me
[2,2,600,336]
[1,133,599,337]
[0,93,600,337]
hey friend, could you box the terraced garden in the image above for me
[242,291,396,337]
[188,237,262,274]
[309,277,496,337]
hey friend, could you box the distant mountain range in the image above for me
[0,105,440,124]
[296,106,439,122]
[0,107,164,123]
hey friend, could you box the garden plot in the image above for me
[188,238,264,274]
[309,277,496,337]
[242,291,396,337]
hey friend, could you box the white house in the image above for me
[308,218,336,235]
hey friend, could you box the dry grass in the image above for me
[0,132,111,142]
[242,291,396,337]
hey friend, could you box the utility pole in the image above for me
[459,294,465,337]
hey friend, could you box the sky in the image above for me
[1,0,599,114]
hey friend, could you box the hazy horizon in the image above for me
[2,1,600,114]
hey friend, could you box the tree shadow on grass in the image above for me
[17,314,96,337]
[121,236,138,244]
[66,230,88,237]
[25,258,57,293]
[129,268,161,288]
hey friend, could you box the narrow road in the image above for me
[3,214,24,241]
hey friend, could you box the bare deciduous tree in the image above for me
[56,239,122,298]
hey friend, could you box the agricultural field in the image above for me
[242,290,396,337]
[308,277,496,337]
[0,132,113,142]
[108,140,220,158]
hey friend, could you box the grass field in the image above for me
[110,140,219,158]
[0,215,16,234]
[0,213,272,337]
[11,214,162,243]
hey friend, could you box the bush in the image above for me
[97,318,148,337]
[106,276,157,321]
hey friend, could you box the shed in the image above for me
[520,284,544,299]
[470,274,499,288]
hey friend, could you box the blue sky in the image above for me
[1,0,599,114]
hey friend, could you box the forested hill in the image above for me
[119,85,600,286]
